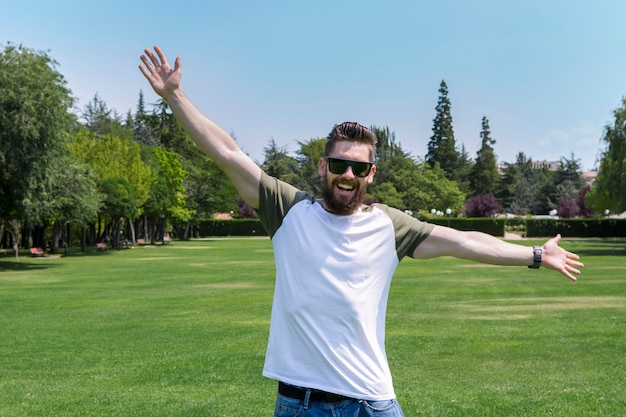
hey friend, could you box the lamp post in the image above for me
[446,208,452,227]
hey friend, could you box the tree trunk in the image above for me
[51,221,62,254]
[8,220,20,259]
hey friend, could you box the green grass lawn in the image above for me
[0,238,624,416]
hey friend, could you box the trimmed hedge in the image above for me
[424,218,506,237]
[526,218,626,237]
[194,217,625,238]
[196,219,268,237]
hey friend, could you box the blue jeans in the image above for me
[274,393,405,417]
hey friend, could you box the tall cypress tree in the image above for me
[469,116,499,195]
[426,80,460,181]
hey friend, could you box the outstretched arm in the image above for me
[139,46,262,208]
[413,226,583,281]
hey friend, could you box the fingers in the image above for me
[153,45,169,68]
[139,46,168,73]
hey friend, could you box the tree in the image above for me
[81,94,132,140]
[545,153,586,216]
[426,80,460,182]
[0,43,76,254]
[133,90,159,146]
[22,155,103,252]
[469,117,499,195]
[70,128,153,209]
[261,138,300,185]
[99,178,137,247]
[152,146,195,240]
[587,97,626,214]
[70,128,154,244]
[295,137,326,196]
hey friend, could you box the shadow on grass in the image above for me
[0,248,117,271]
[0,260,62,271]
[566,238,626,257]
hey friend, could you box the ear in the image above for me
[366,164,376,184]
[318,157,326,177]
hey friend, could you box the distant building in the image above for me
[496,160,562,175]
[581,170,597,186]
[497,160,597,186]
[531,160,561,171]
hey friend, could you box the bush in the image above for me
[465,193,502,218]
[196,219,268,237]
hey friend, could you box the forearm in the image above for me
[165,89,262,207]
[454,231,534,266]
[415,226,534,267]
[165,89,239,163]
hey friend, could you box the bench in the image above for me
[30,247,45,256]
[96,242,108,250]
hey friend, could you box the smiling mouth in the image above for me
[336,182,355,191]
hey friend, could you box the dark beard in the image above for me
[321,178,367,215]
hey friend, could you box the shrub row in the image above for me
[426,218,506,236]
[196,219,268,237]
[195,217,625,238]
[526,218,626,237]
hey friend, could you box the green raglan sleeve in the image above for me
[256,172,315,238]
[373,203,435,260]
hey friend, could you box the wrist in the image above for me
[528,246,542,269]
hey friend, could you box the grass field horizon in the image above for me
[1,237,624,416]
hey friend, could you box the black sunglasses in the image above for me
[325,157,373,178]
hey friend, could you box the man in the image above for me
[139,46,583,417]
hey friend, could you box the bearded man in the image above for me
[139,46,583,417]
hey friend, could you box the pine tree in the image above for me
[469,116,499,195]
[426,80,460,181]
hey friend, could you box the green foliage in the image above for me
[23,155,103,226]
[370,182,404,209]
[587,97,626,214]
[70,128,154,211]
[261,139,300,185]
[402,161,466,214]
[0,43,76,220]
[153,147,194,224]
[497,153,553,215]
[99,178,137,221]
[81,94,132,140]
[295,137,326,195]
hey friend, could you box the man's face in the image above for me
[318,141,376,215]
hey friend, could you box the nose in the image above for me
[342,165,356,178]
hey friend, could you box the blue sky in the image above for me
[3,0,626,171]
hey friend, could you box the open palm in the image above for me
[139,46,181,99]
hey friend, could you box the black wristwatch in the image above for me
[528,246,542,269]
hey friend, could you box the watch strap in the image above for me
[528,246,542,269]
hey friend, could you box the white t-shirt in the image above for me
[257,173,433,400]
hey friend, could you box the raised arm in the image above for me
[139,46,262,208]
[413,226,583,281]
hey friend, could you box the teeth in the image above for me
[337,183,355,191]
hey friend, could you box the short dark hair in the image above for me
[325,122,377,161]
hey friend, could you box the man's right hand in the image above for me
[139,45,181,100]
